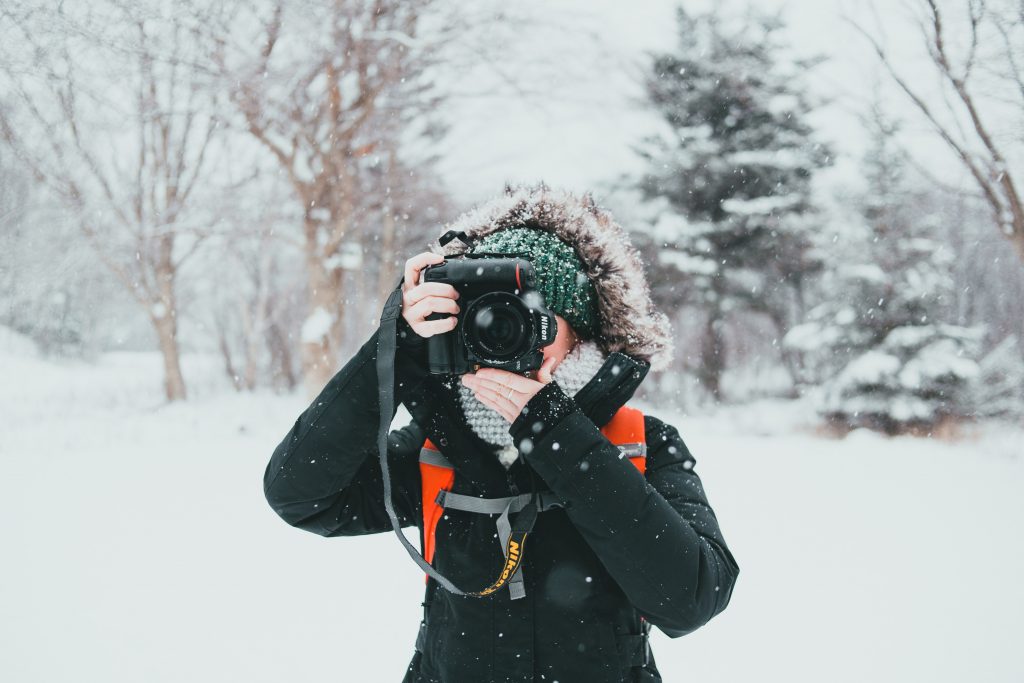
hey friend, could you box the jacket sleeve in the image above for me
[263,308,430,537]
[509,382,739,638]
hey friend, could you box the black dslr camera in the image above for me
[420,255,558,375]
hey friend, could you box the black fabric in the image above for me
[263,281,740,682]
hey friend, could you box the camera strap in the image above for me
[377,275,539,599]
[438,229,472,247]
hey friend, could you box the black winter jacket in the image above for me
[263,302,740,683]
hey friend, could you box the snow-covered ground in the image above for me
[1,342,1022,683]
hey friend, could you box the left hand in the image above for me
[460,356,558,423]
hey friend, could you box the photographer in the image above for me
[263,184,739,683]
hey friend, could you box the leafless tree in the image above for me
[848,0,1024,263]
[206,0,457,392]
[201,219,304,393]
[0,132,30,303]
[0,1,225,400]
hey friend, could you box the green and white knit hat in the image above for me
[468,227,599,339]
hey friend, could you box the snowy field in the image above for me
[2,343,1022,683]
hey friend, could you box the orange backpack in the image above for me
[417,405,647,592]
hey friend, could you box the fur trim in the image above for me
[430,182,674,371]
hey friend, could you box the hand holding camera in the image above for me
[400,249,563,421]
[401,252,461,338]
[460,365,557,423]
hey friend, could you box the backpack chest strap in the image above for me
[433,489,565,600]
[435,489,566,514]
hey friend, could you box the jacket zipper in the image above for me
[506,465,519,496]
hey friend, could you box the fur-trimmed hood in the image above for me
[429,182,674,372]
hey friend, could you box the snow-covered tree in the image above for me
[818,322,983,435]
[786,106,987,435]
[971,335,1024,421]
[0,1,227,399]
[635,5,833,400]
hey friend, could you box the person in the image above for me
[263,183,739,683]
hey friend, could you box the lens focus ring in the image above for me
[463,292,534,363]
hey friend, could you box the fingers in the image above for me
[407,295,460,322]
[405,281,460,307]
[402,289,459,337]
[472,381,516,407]
[413,316,459,337]
[463,374,532,402]
[400,252,460,338]
[470,367,539,393]
[536,356,558,384]
[469,382,519,422]
[405,295,459,338]
[404,251,445,291]
[462,368,550,423]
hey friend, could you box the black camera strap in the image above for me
[377,275,539,599]
[438,229,472,247]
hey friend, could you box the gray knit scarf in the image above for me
[455,340,608,469]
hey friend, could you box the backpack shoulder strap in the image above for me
[419,439,455,582]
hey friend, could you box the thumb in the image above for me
[537,356,558,384]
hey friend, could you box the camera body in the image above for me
[420,255,558,375]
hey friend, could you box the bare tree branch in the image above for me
[848,1,1024,261]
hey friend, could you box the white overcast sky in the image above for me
[434,0,1002,207]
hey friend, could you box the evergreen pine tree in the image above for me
[635,5,832,400]
[786,106,986,435]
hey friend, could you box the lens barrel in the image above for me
[463,292,533,363]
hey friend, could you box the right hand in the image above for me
[401,251,461,338]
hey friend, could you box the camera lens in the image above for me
[475,305,520,352]
[464,292,532,362]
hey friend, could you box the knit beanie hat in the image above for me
[468,227,599,339]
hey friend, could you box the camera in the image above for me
[420,255,558,375]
